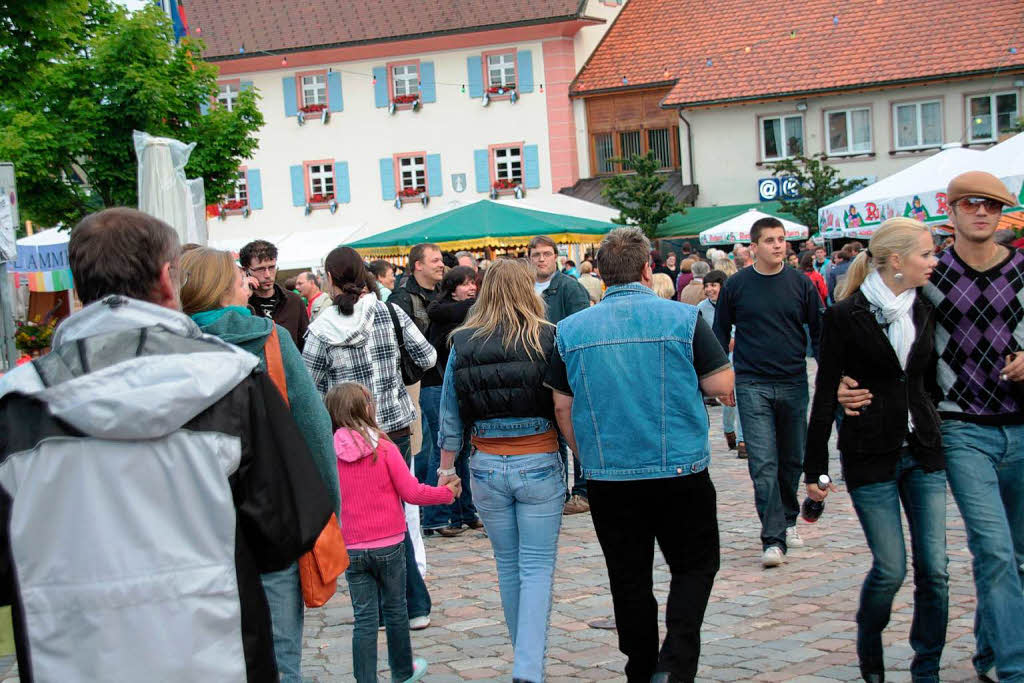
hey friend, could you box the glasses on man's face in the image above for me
[530,251,556,260]
[957,197,1003,213]
[249,264,277,275]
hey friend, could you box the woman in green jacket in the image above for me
[179,247,340,683]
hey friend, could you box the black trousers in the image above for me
[589,470,720,683]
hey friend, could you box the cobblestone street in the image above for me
[291,402,983,683]
[0,404,985,683]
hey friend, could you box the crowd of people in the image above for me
[0,169,1020,683]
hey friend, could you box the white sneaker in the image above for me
[786,526,805,548]
[762,546,785,567]
[409,615,431,630]
[402,656,428,682]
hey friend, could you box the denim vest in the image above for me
[555,283,711,480]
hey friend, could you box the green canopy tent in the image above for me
[348,200,619,258]
[655,201,799,240]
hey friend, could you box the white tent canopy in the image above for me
[819,135,1024,238]
[699,209,809,246]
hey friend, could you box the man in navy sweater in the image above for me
[713,217,822,568]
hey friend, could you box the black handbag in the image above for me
[385,302,427,386]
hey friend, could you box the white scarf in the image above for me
[859,270,916,370]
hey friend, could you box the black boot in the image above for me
[650,672,685,683]
[859,664,884,683]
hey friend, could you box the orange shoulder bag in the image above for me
[265,325,349,607]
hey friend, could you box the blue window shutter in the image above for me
[523,145,540,189]
[467,56,483,98]
[426,154,442,197]
[474,149,490,192]
[419,61,436,103]
[199,100,209,115]
[517,50,534,93]
[290,165,306,206]
[282,77,297,117]
[240,80,254,92]
[373,66,389,108]
[334,161,351,203]
[246,168,263,209]
[327,72,343,112]
[379,158,395,200]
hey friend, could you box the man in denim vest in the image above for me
[545,227,734,683]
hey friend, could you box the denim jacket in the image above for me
[555,283,711,481]
[437,348,554,452]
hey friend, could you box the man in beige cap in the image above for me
[840,170,1024,681]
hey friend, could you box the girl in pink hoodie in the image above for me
[325,382,459,683]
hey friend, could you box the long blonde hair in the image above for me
[452,258,552,357]
[179,247,238,315]
[836,217,931,300]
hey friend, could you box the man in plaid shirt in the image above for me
[303,246,437,628]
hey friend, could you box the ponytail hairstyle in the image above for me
[836,217,931,300]
[323,246,378,315]
[323,382,390,461]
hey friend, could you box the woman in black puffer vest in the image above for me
[436,259,565,683]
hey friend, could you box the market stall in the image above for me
[346,199,618,263]
[696,208,809,246]
[818,136,1024,238]
[656,201,800,241]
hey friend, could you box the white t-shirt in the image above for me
[534,277,553,295]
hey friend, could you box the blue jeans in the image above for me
[389,434,431,620]
[261,563,303,683]
[346,541,414,682]
[470,450,566,681]
[421,385,478,529]
[722,353,744,442]
[735,378,808,552]
[848,450,949,681]
[942,421,1024,682]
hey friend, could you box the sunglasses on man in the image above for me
[956,196,1004,213]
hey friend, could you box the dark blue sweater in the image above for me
[712,265,822,381]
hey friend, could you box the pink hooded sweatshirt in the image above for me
[334,428,454,550]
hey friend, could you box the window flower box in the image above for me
[490,179,525,199]
[389,94,421,114]
[304,193,338,215]
[300,103,328,114]
[487,84,516,95]
[216,199,251,219]
[394,186,428,208]
[309,193,334,204]
[297,103,330,125]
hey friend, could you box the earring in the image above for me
[893,272,904,281]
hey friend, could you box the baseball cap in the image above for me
[946,171,1017,207]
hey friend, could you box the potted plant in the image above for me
[15,317,57,358]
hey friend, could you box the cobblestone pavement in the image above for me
[0,385,987,682]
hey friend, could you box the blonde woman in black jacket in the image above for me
[805,217,945,683]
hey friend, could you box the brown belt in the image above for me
[387,426,412,439]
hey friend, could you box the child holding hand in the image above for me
[326,382,461,683]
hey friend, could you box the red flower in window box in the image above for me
[399,186,427,198]
[487,84,516,94]
[309,193,335,204]
[392,94,419,105]
[492,179,520,190]
[300,103,328,114]
[222,199,248,211]
[206,203,221,218]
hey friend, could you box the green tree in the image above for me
[0,1,263,229]
[765,154,863,231]
[601,153,686,239]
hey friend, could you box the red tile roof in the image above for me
[187,0,588,59]
[571,0,1024,107]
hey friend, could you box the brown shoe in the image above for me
[725,431,737,450]
[736,442,748,459]
[437,526,466,537]
[467,518,485,530]
[563,494,590,515]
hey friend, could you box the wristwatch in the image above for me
[436,467,457,477]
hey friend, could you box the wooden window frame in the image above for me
[393,151,428,201]
[303,158,336,206]
[296,69,329,111]
[482,49,518,100]
[588,125,679,176]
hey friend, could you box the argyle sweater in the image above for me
[922,247,1024,425]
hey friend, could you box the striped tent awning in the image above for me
[11,228,74,292]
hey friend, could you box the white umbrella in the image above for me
[699,209,808,246]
